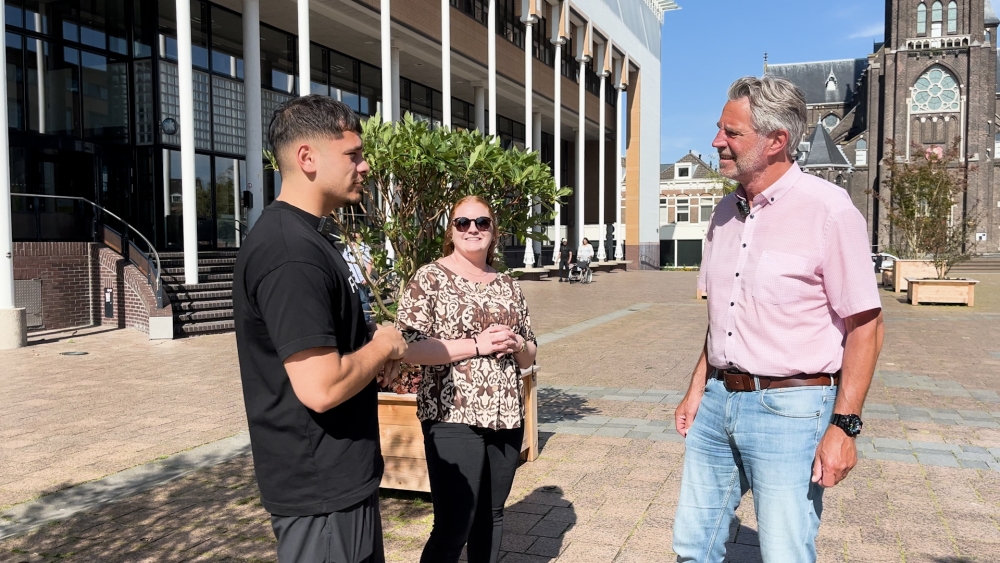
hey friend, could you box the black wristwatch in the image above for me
[831,414,863,437]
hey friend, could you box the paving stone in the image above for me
[578,416,612,425]
[554,426,597,436]
[915,453,960,468]
[956,452,995,462]
[873,438,911,450]
[961,445,990,453]
[633,395,665,403]
[647,432,685,443]
[878,447,915,456]
[866,412,900,420]
[609,418,650,426]
[957,419,1000,428]
[594,427,631,438]
[958,409,995,420]
[910,442,960,453]
[601,395,636,402]
[625,431,651,440]
[618,389,645,396]
[867,451,918,463]
[958,459,991,470]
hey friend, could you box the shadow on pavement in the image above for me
[501,485,575,561]
[535,387,600,457]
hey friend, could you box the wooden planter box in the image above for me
[892,260,937,292]
[906,278,978,306]
[377,366,540,492]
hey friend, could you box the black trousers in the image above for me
[270,488,384,563]
[559,259,570,280]
[420,420,524,563]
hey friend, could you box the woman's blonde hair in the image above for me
[442,195,499,266]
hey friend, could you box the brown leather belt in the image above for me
[712,368,840,392]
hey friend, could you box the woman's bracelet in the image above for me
[517,336,527,354]
[473,336,481,357]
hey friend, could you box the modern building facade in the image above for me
[769,0,1000,254]
[0,0,672,344]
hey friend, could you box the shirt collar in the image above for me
[735,163,803,209]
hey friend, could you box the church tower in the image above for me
[874,0,999,251]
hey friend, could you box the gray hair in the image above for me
[727,76,807,159]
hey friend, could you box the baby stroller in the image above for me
[567,258,593,284]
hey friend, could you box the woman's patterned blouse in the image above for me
[395,261,536,430]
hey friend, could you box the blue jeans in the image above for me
[673,375,838,563]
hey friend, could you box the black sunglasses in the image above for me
[453,216,492,232]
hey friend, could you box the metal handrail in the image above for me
[11,193,166,308]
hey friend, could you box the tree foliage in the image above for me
[338,113,570,321]
[877,140,980,278]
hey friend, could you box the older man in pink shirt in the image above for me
[671,76,885,563]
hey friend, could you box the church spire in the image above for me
[763,52,769,75]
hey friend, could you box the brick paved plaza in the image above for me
[4,270,1000,562]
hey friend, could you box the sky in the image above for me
[658,0,886,167]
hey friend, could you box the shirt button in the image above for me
[728,332,732,336]
[770,198,775,202]
[728,361,734,366]
[750,214,754,219]
[735,273,740,277]
[730,302,734,306]
[742,243,746,248]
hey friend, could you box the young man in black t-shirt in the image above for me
[234,95,407,563]
[557,239,573,282]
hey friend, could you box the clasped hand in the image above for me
[475,324,522,358]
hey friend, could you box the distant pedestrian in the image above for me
[577,237,594,264]
[395,195,538,563]
[557,239,573,282]
[672,76,884,563]
[234,95,407,563]
[873,251,884,274]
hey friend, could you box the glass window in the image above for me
[823,114,840,130]
[358,62,380,116]
[211,6,243,79]
[79,0,128,54]
[917,3,926,35]
[133,0,154,57]
[410,81,432,118]
[911,66,960,113]
[6,1,23,28]
[195,152,212,247]
[329,50,359,111]
[134,59,153,144]
[7,32,24,131]
[310,43,327,95]
[676,164,690,178]
[700,204,713,223]
[80,51,129,141]
[260,25,295,94]
[676,198,689,223]
[215,156,243,248]
[26,40,81,135]
[212,75,245,154]
[158,0,177,59]
[191,1,209,69]
[931,0,942,36]
[947,1,957,33]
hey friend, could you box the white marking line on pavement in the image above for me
[0,433,251,541]
[535,303,654,346]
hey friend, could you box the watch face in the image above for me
[836,415,863,436]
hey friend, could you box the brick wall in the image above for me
[97,247,172,334]
[13,242,99,330]
[13,242,170,335]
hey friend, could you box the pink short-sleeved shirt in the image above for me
[698,164,881,377]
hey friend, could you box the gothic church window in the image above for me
[947,1,957,33]
[911,66,960,113]
[823,114,840,130]
[856,139,868,165]
[917,2,927,35]
[931,1,943,37]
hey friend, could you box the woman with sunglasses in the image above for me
[396,195,538,563]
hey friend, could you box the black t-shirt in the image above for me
[234,201,381,516]
[559,245,571,261]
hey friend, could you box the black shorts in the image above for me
[270,489,384,563]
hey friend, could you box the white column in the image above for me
[532,110,542,259]
[441,0,451,128]
[298,0,310,96]
[0,0,26,349]
[33,15,44,134]
[380,0,393,123]
[391,47,400,120]
[522,19,535,268]
[487,0,497,136]
[177,0,199,285]
[474,86,485,133]
[244,0,264,228]
[615,85,625,261]
[597,73,607,261]
[576,60,586,250]
[551,39,563,264]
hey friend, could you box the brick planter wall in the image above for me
[13,242,99,330]
[96,247,171,334]
[13,242,171,335]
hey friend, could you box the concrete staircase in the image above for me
[159,251,237,337]
[950,255,1000,274]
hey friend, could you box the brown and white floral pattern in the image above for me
[395,262,535,430]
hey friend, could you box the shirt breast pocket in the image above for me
[752,250,812,305]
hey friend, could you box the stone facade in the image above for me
[769,0,1000,252]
